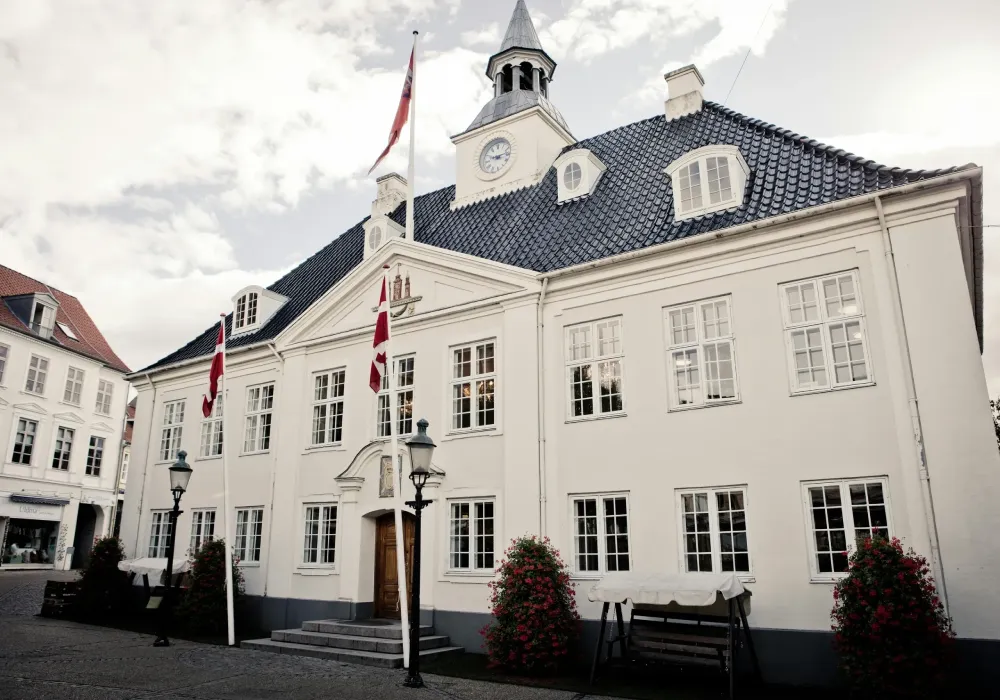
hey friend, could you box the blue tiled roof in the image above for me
[141,102,962,372]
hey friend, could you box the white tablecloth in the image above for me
[118,557,190,585]
[588,572,745,607]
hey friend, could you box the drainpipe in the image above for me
[131,373,157,558]
[536,278,549,536]
[262,342,284,597]
[106,387,130,539]
[874,195,948,612]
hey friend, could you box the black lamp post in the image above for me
[403,419,435,688]
[153,450,193,647]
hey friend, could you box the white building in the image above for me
[120,1,999,684]
[0,264,131,570]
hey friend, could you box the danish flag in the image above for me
[369,272,390,393]
[367,48,414,176]
[202,319,225,417]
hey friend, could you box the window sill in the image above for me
[809,575,845,584]
[303,444,346,454]
[565,412,627,425]
[58,400,82,409]
[442,427,499,442]
[195,455,223,462]
[237,562,261,568]
[668,399,742,413]
[95,411,112,418]
[570,574,604,581]
[790,381,875,397]
[239,450,270,458]
[20,390,46,399]
[295,567,338,576]
[443,571,495,581]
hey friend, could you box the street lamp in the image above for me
[403,419,435,688]
[153,450,193,647]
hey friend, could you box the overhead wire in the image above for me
[723,2,774,106]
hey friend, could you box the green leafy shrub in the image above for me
[480,536,580,673]
[77,536,129,616]
[177,539,244,636]
[831,534,955,697]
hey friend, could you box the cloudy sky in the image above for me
[2,0,998,390]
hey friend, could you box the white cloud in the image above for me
[461,23,500,47]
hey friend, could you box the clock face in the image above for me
[479,138,512,174]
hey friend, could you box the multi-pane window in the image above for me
[200,396,224,458]
[243,384,274,453]
[235,508,264,563]
[449,500,495,571]
[677,161,703,214]
[121,450,129,483]
[302,504,338,565]
[190,510,216,552]
[159,401,184,461]
[51,427,74,470]
[705,156,732,205]
[95,380,114,415]
[311,370,346,446]
[85,436,104,476]
[25,354,49,394]
[666,296,738,407]
[678,487,751,574]
[63,367,85,405]
[566,318,625,418]
[148,511,172,558]
[377,357,414,437]
[804,478,891,577]
[234,292,259,330]
[0,343,8,384]
[781,271,871,393]
[572,494,630,574]
[11,418,38,464]
[451,341,496,431]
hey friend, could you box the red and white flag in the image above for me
[367,48,414,176]
[369,275,389,393]
[202,320,225,417]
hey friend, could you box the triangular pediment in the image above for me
[0,396,9,409]
[90,421,114,433]
[282,239,540,348]
[53,411,85,424]
[12,402,47,415]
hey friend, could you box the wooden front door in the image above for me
[374,512,415,619]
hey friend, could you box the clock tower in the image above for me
[450,0,575,209]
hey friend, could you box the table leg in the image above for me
[727,598,735,700]
[614,602,627,658]
[589,602,609,685]
[737,596,762,681]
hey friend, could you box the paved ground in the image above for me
[0,571,620,700]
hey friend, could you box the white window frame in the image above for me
[311,369,346,447]
[63,367,85,405]
[159,400,185,462]
[0,343,10,385]
[564,317,626,420]
[24,354,49,395]
[11,417,39,465]
[51,426,74,471]
[676,486,753,579]
[449,340,497,433]
[664,145,750,221]
[300,501,338,568]
[85,435,104,476]
[120,450,130,483]
[234,291,259,331]
[189,509,216,553]
[569,492,631,577]
[664,295,740,409]
[801,477,893,582]
[234,507,264,565]
[447,498,496,573]
[376,355,415,438]
[95,379,114,415]
[243,383,274,454]
[199,396,224,459]
[148,510,172,558]
[780,270,873,395]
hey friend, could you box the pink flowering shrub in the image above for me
[480,536,580,673]
[831,534,955,697]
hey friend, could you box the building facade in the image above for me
[0,265,131,570]
[120,1,998,684]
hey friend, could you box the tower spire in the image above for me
[500,0,543,53]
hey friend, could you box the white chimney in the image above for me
[664,64,705,121]
[372,173,408,217]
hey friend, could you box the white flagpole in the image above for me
[384,265,411,666]
[218,314,236,646]
[404,31,418,241]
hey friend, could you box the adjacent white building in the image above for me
[0,264,131,570]
[120,1,999,684]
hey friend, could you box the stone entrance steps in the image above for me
[241,619,463,669]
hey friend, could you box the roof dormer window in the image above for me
[563,162,582,191]
[665,145,750,221]
[31,302,55,337]
[231,286,288,337]
[553,149,607,204]
[234,291,259,331]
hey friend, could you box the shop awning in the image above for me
[9,495,70,506]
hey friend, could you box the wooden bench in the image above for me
[40,580,79,617]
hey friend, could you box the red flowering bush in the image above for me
[480,536,580,673]
[831,534,955,697]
